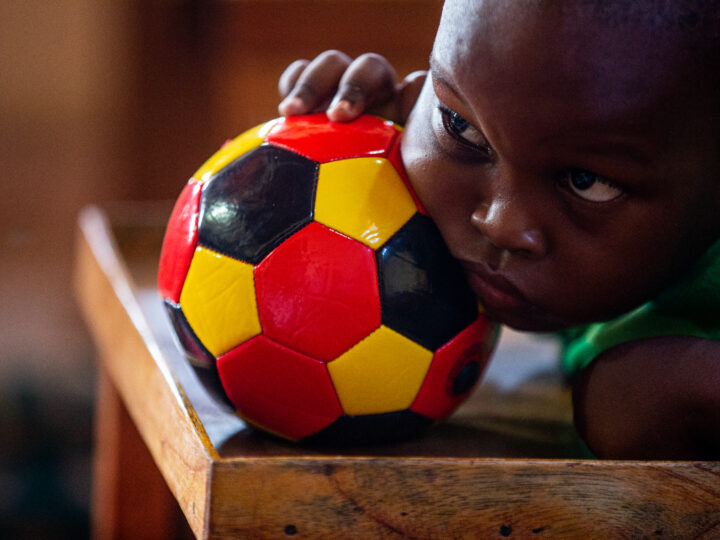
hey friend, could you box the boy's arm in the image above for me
[278,50,425,124]
[573,336,720,459]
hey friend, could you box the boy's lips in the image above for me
[460,261,533,313]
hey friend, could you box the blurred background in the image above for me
[0,0,442,537]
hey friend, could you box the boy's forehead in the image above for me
[436,0,714,61]
[434,0,719,126]
[439,0,720,32]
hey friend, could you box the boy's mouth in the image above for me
[460,261,533,315]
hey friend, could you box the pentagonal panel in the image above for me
[198,145,318,264]
[303,409,433,446]
[386,134,428,215]
[158,179,203,303]
[179,246,261,356]
[377,213,479,351]
[314,157,417,248]
[255,222,381,362]
[410,318,497,420]
[265,113,400,163]
[191,118,279,183]
[217,335,343,440]
[327,325,433,416]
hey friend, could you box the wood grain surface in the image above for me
[75,204,720,539]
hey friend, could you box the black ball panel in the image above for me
[451,361,482,396]
[163,301,235,409]
[302,410,433,446]
[198,145,318,264]
[164,300,214,366]
[377,213,478,351]
[190,363,237,410]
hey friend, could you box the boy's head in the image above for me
[401,0,720,331]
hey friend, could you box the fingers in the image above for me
[326,53,398,122]
[278,51,424,125]
[278,50,352,117]
[278,59,309,98]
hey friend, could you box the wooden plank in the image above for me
[208,458,720,538]
[74,206,213,538]
[91,365,184,539]
[75,204,720,539]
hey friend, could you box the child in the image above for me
[277,0,720,459]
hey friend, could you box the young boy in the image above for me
[277,0,720,459]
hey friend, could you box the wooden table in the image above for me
[74,203,720,539]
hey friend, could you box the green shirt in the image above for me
[561,240,720,374]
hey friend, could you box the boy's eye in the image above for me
[563,169,624,202]
[438,105,491,152]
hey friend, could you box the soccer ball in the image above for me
[158,114,498,445]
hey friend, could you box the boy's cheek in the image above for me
[399,85,440,206]
[399,85,484,266]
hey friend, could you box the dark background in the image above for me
[0,1,441,536]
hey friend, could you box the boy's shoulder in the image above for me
[562,238,720,374]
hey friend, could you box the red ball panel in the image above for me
[386,133,428,215]
[265,113,399,163]
[410,317,495,420]
[158,179,203,303]
[255,222,381,362]
[217,335,343,440]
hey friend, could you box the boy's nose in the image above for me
[470,197,548,261]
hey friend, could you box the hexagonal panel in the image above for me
[255,222,381,362]
[179,246,261,357]
[265,113,400,163]
[217,335,343,440]
[191,118,279,183]
[327,325,433,416]
[410,318,497,420]
[314,157,417,248]
[158,179,203,304]
[377,213,479,351]
[198,145,318,264]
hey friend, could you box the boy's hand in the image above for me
[278,50,426,125]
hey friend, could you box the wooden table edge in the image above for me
[74,204,720,539]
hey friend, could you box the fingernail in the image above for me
[328,98,356,118]
[279,96,304,115]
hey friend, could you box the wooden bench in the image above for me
[74,203,720,539]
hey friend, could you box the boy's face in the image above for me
[402,0,720,331]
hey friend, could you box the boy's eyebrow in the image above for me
[428,54,442,78]
[428,54,451,88]
[574,142,652,168]
[428,54,470,107]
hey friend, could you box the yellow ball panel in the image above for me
[315,158,417,248]
[191,118,279,183]
[180,246,261,356]
[327,326,433,415]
